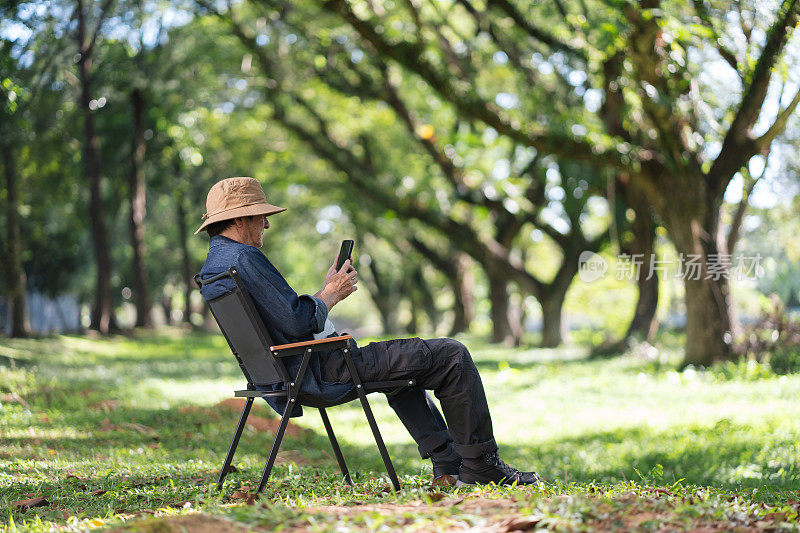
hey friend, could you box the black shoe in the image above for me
[457,451,541,486]
[432,455,462,479]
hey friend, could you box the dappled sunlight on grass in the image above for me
[2,331,800,531]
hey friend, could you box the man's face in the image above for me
[239,214,269,248]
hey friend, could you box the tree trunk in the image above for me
[622,183,659,343]
[540,292,566,348]
[161,294,173,326]
[488,275,515,345]
[449,253,474,336]
[127,88,152,328]
[682,273,734,366]
[176,192,194,325]
[413,267,441,333]
[663,187,736,366]
[405,292,419,335]
[364,260,402,335]
[625,263,659,342]
[77,4,116,334]
[407,238,474,336]
[2,144,29,337]
[376,299,402,335]
[508,290,525,347]
[403,272,421,335]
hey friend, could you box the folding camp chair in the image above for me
[195,267,411,493]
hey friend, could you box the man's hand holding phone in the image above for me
[315,241,358,310]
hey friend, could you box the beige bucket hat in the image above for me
[195,177,286,234]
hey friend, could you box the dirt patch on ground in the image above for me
[215,398,308,439]
[279,495,790,532]
[106,514,247,533]
[108,494,792,532]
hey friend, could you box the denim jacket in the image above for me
[199,235,353,416]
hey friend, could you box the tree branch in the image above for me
[691,0,740,74]
[323,0,620,168]
[484,0,586,60]
[755,86,800,150]
[706,0,799,196]
[86,0,115,56]
[727,150,769,253]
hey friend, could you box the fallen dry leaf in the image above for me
[92,400,119,411]
[91,489,106,497]
[13,496,49,511]
[499,515,542,532]
[119,422,157,436]
[192,471,218,484]
[231,491,259,505]
[2,392,31,408]
[105,514,248,533]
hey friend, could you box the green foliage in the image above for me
[768,345,800,375]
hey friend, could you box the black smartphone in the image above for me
[336,239,354,271]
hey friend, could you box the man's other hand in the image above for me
[315,255,358,310]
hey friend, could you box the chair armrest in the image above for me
[270,334,353,357]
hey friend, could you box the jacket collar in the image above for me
[209,235,242,249]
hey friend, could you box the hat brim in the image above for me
[194,203,287,234]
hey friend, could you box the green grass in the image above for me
[1,330,799,531]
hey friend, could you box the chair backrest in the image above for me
[195,268,287,387]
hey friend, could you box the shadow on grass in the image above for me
[9,377,800,492]
[495,423,800,492]
[4,331,799,525]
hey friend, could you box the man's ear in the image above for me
[232,217,247,236]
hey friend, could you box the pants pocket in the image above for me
[371,337,432,379]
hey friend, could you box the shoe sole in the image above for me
[455,478,541,487]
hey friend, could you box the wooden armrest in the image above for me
[270,334,353,356]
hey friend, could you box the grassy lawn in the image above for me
[1,330,799,531]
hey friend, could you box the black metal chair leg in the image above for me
[256,351,312,494]
[341,348,401,491]
[217,397,254,491]
[355,386,401,491]
[256,399,293,494]
[319,408,354,486]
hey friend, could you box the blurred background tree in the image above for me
[0,0,798,368]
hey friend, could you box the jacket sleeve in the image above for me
[236,247,328,337]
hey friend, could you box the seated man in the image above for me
[196,177,540,486]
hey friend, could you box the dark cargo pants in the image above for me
[320,337,498,460]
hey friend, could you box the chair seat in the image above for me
[235,379,416,402]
